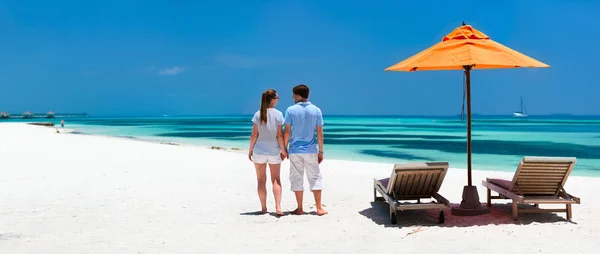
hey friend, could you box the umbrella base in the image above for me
[451,185,490,216]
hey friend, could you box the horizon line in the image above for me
[37,113,600,118]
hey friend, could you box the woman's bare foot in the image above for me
[275,210,285,217]
[291,208,304,215]
[261,208,267,214]
[316,209,328,216]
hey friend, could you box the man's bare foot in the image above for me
[261,208,267,214]
[291,208,304,215]
[316,209,328,216]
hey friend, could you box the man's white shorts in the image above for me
[289,154,323,191]
[252,154,282,164]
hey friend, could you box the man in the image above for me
[283,84,327,216]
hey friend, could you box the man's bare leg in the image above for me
[292,191,304,215]
[313,190,328,215]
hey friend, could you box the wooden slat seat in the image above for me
[373,162,450,224]
[481,156,580,220]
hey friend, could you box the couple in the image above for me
[248,84,328,216]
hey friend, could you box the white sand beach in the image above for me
[1,123,599,253]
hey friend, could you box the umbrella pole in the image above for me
[451,65,490,216]
[466,67,473,187]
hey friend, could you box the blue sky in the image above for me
[1,0,599,116]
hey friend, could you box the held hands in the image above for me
[280,149,288,161]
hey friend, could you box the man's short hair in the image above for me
[293,84,309,99]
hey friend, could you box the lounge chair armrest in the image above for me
[570,194,581,204]
[558,187,580,204]
[563,193,580,204]
[373,178,384,189]
[373,178,381,187]
[483,180,525,203]
[433,193,450,205]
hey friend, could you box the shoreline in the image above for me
[4,122,598,189]
[64,125,249,154]
[50,122,600,178]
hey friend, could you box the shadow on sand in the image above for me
[359,201,575,228]
[240,210,318,218]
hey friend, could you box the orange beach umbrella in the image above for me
[385,24,549,71]
[385,23,549,215]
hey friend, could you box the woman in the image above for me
[248,89,287,216]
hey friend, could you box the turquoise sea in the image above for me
[4,115,600,176]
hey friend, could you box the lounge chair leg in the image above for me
[373,187,377,202]
[486,188,491,208]
[512,201,518,221]
[389,208,397,224]
[438,210,445,224]
[566,204,572,220]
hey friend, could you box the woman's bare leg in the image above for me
[254,163,268,214]
[269,163,283,216]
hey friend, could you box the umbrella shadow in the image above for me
[358,201,574,228]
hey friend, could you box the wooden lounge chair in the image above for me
[373,162,450,224]
[481,156,580,220]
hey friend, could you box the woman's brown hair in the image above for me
[259,89,277,125]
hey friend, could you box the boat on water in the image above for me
[512,96,528,118]
[46,111,55,118]
[22,111,33,119]
[0,112,9,119]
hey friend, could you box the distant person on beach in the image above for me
[283,84,327,216]
[248,89,287,216]
[61,119,65,128]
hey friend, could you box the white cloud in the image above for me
[158,66,185,76]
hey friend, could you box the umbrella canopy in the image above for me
[385,25,550,71]
[384,23,550,215]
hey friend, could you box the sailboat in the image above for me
[512,96,528,117]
